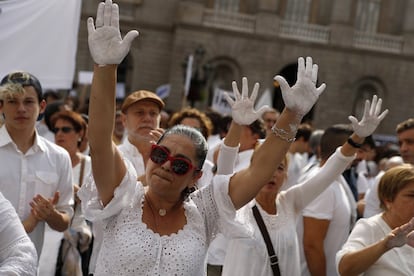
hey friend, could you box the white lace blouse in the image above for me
[79,160,236,276]
[0,192,37,275]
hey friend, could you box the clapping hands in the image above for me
[87,0,139,66]
[224,77,271,125]
[274,57,326,117]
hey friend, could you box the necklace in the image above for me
[145,194,173,217]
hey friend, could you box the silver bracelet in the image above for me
[271,125,296,143]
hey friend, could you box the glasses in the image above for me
[264,119,277,124]
[150,144,196,175]
[52,127,74,134]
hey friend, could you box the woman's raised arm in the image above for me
[87,0,139,205]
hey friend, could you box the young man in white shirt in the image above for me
[0,71,73,257]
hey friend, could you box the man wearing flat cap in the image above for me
[118,90,165,179]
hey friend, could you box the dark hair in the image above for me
[248,119,266,139]
[219,115,232,139]
[43,90,61,102]
[44,100,68,131]
[0,71,43,103]
[320,124,353,160]
[363,135,376,149]
[158,125,208,171]
[295,123,313,141]
[205,109,223,135]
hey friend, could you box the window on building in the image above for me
[352,78,384,119]
[284,0,311,22]
[355,0,381,33]
[214,0,240,12]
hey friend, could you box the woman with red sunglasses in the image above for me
[79,1,326,275]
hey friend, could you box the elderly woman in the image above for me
[336,164,414,275]
[79,1,326,275]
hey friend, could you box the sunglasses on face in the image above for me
[52,127,74,134]
[150,144,196,175]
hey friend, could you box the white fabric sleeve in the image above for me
[78,158,138,222]
[216,143,239,175]
[335,217,375,273]
[0,193,37,276]
[289,146,355,212]
[210,175,249,238]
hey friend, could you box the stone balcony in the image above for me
[202,9,256,33]
[353,31,403,53]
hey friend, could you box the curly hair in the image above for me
[168,108,213,139]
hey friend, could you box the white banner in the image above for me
[211,88,234,115]
[0,0,82,90]
[183,55,193,97]
[78,71,93,85]
[255,88,273,109]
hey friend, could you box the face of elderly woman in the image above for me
[146,134,201,198]
[386,181,414,225]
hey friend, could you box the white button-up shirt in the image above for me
[118,138,146,176]
[0,126,73,256]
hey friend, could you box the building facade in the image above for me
[76,0,414,136]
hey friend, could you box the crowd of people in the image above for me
[1,0,414,275]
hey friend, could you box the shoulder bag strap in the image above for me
[72,156,86,217]
[252,204,281,276]
[78,156,86,187]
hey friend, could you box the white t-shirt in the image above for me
[336,214,414,275]
[364,171,384,218]
[285,152,309,190]
[118,138,146,176]
[299,170,357,276]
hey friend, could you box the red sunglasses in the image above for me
[150,144,196,175]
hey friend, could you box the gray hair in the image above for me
[158,124,208,170]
